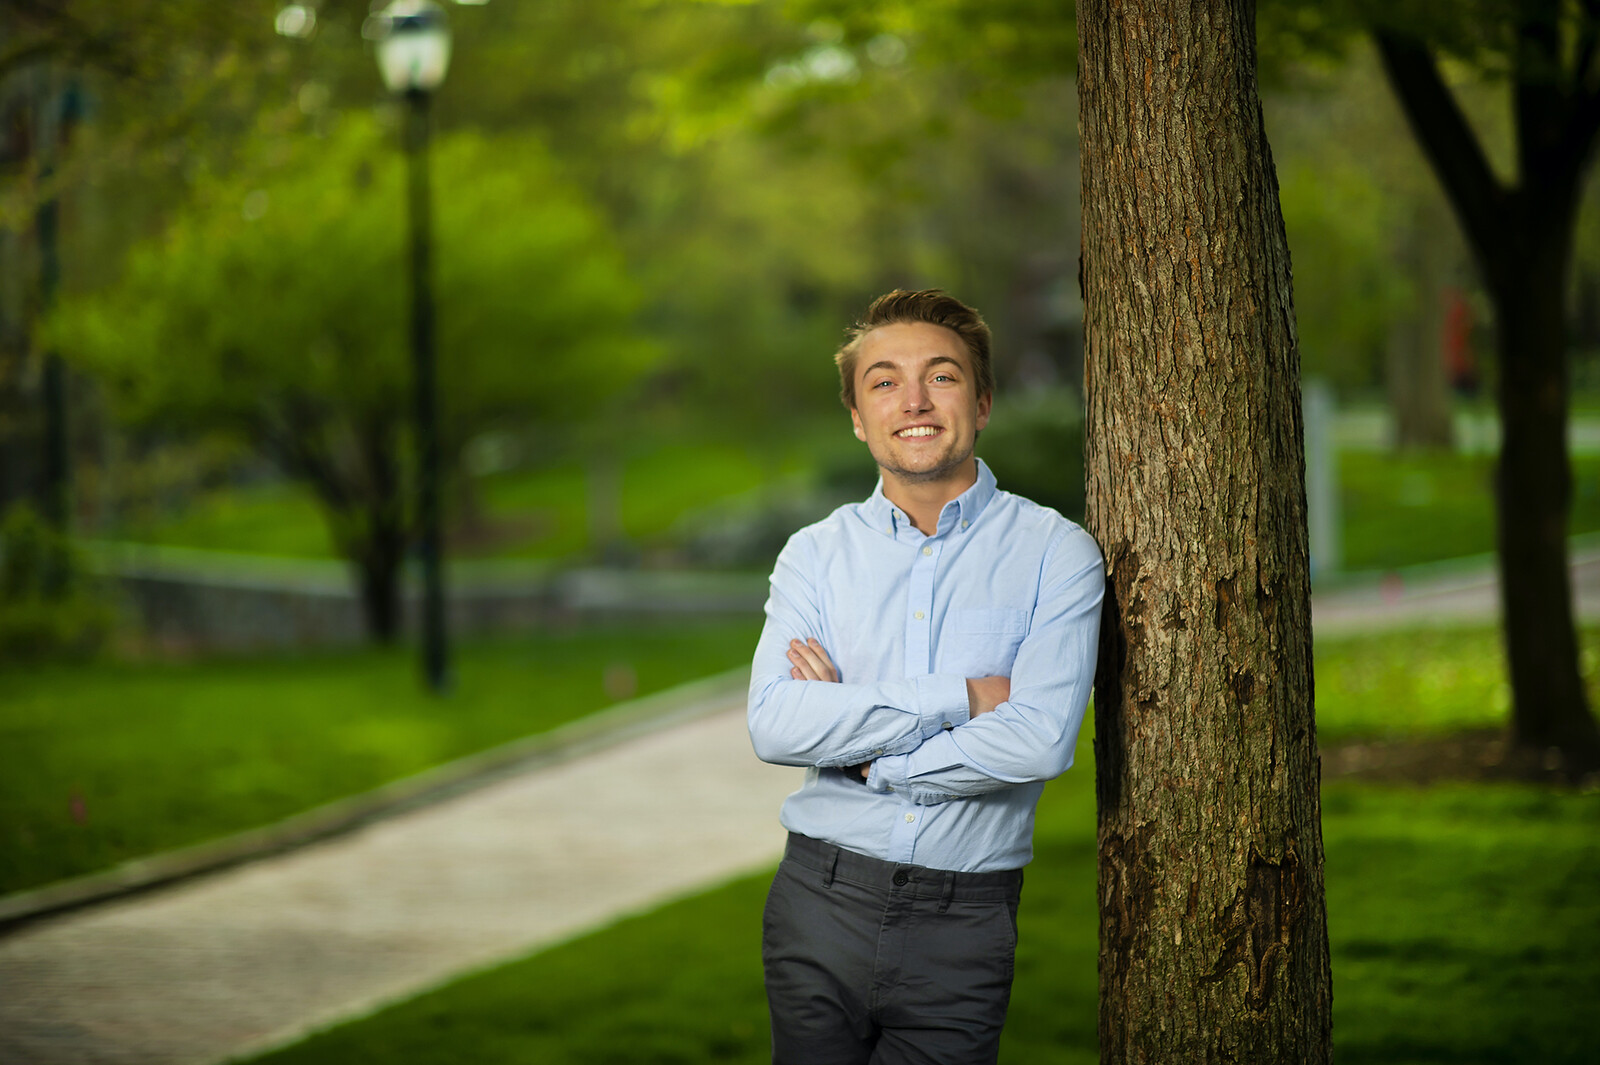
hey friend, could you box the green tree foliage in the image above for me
[1278,159,1412,388]
[47,113,653,639]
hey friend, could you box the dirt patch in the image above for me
[1322,729,1600,789]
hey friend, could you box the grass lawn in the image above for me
[0,618,762,896]
[113,477,337,558]
[108,439,781,562]
[242,625,1600,1064]
[1312,627,1522,739]
[1339,450,1600,571]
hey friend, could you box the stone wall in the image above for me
[87,543,768,652]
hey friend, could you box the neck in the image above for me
[881,458,978,536]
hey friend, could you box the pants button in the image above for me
[892,871,909,886]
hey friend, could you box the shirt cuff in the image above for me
[865,753,909,793]
[915,673,970,738]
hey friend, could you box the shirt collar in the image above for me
[861,458,999,538]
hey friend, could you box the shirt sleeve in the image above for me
[747,531,971,768]
[865,525,1105,803]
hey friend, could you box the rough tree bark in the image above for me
[1078,0,1332,1059]
[1375,23,1600,776]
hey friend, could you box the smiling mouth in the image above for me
[896,426,942,438]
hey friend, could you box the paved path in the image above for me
[0,696,800,1065]
[1311,545,1600,634]
[4,546,1598,1065]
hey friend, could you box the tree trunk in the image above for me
[1492,235,1600,774]
[278,413,410,645]
[1385,205,1454,450]
[1078,0,1332,1060]
[357,418,408,646]
[356,539,404,643]
[1372,27,1600,777]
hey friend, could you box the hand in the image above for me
[785,640,867,780]
[966,675,1011,717]
[788,638,839,683]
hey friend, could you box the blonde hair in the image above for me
[834,289,994,410]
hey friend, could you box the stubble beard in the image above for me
[871,436,977,486]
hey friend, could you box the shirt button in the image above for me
[904,813,916,823]
[922,545,933,556]
[893,870,910,886]
[961,520,969,529]
[914,611,925,620]
[874,748,884,755]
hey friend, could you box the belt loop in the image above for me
[937,870,956,914]
[822,845,839,888]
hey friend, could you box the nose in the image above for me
[903,379,932,413]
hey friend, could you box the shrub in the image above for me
[0,504,114,663]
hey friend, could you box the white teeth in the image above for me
[897,426,940,437]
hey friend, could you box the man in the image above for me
[748,288,1105,1064]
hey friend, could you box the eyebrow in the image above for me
[858,355,965,381]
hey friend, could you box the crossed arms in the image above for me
[785,637,1011,780]
[747,525,1104,804]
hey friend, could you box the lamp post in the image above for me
[375,1,451,692]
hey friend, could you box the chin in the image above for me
[877,450,973,485]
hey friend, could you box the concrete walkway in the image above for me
[0,694,800,1065]
[1311,544,1600,634]
[3,546,1599,1065]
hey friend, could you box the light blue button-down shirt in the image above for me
[748,459,1105,873]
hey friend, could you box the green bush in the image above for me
[0,504,114,663]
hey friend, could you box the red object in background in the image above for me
[1442,287,1479,397]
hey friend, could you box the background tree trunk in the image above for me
[1385,204,1455,450]
[1078,0,1332,1059]
[1373,26,1600,777]
[1492,233,1600,770]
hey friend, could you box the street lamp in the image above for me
[374,0,451,692]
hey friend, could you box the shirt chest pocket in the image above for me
[940,607,1030,676]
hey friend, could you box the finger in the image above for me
[787,646,825,681]
[792,638,837,682]
[805,638,840,682]
[788,639,834,682]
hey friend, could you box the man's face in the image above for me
[849,321,991,489]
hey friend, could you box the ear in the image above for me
[850,407,867,442]
[975,391,992,433]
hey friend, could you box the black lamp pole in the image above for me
[403,85,449,694]
[372,0,452,693]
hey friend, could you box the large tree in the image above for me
[1363,3,1600,775]
[1078,0,1332,1058]
[50,116,652,639]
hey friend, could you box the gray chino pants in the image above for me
[762,832,1024,1065]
